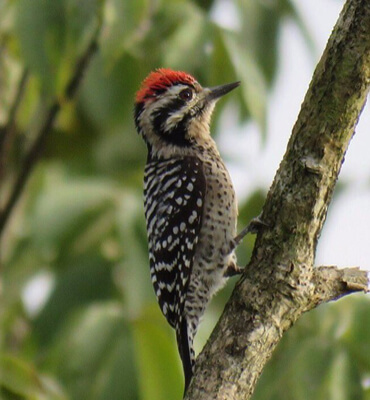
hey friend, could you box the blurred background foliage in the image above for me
[0,0,369,399]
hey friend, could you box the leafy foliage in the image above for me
[254,296,370,400]
[0,0,369,399]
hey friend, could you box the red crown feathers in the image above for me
[135,68,196,103]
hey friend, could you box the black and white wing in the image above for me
[143,156,205,327]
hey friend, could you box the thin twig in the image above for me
[0,68,29,155]
[0,68,29,182]
[0,31,99,238]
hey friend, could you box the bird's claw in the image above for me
[232,214,269,248]
[224,263,242,277]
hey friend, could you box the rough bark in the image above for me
[185,0,370,399]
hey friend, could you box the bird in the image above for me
[134,68,257,393]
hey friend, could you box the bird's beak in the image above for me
[206,81,240,102]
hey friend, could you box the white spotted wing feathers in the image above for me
[143,156,205,328]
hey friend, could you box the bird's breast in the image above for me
[196,155,237,264]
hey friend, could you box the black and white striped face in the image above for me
[135,82,214,150]
[134,69,240,157]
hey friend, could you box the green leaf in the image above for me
[80,52,146,130]
[342,296,370,370]
[254,298,370,400]
[281,0,316,58]
[33,252,116,345]
[3,238,46,309]
[65,0,100,49]
[236,0,280,84]
[133,305,183,400]
[236,189,266,266]
[207,25,245,125]
[115,191,155,316]
[222,30,267,134]
[31,172,117,259]
[235,0,315,83]
[101,0,157,61]
[254,338,333,400]
[238,189,266,226]
[15,0,100,95]
[15,0,65,94]
[161,2,208,71]
[318,349,363,400]
[0,355,67,400]
[43,303,139,400]
[191,0,214,12]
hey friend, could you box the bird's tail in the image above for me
[176,316,195,395]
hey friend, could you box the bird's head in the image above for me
[134,68,240,156]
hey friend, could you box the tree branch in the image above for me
[0,68,29,159]
[185,0,370,398]
[310,266,369,308]
[0,25,100,238]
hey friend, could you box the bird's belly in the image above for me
[196,157,237,271]
[184,160,237,327]
[192,201,237,297]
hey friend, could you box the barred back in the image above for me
[143,156,206,327]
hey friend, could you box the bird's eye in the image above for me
[179,88,193,101]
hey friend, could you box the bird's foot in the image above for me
[224,262,243,277]
[233,214,269,248]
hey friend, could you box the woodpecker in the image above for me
[134,69,255,393]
